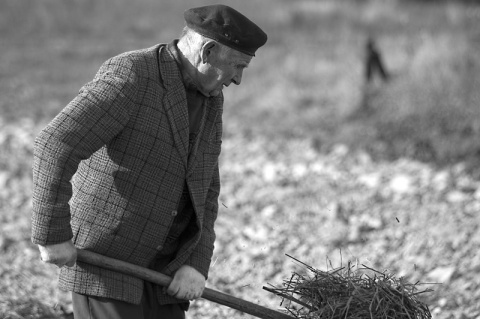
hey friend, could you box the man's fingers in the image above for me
[40,255,76,268]
[188,288,202,300]
[177,291,191,300]
[166,282,181,297]
[189,290,201,300]
[196,287,204,298]
[57,260,75,268]
[193,287,204,299]
[38,241,77,268]
[176,288,203,300]
[39,250,51,263]
[171,286,193,300]
[174,289,186,299]
[42,257,64,267]
[40,255,58,264]
[167,285,203,300]
[65,259,76,267]
[65,250,78,267]
[168,265,206,300]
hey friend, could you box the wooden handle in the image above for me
[76,249,292,319]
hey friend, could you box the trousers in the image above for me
[72,281,186,319]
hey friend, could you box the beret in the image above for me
[184,4,267,56]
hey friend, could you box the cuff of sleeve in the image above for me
[184,244,213,280]
[31,203,73,245]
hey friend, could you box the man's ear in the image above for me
[201,41,218,63]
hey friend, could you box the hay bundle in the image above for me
[264,255,432,319]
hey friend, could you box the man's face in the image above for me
[197,45,253,97]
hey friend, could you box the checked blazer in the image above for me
[31,43,223,305]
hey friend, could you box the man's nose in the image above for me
[232,70,243,85]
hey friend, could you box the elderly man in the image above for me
[31,4,267,319]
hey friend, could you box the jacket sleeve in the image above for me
[184,161,220,279]
[31,55,138,245]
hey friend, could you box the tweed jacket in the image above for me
[31,43,223,304]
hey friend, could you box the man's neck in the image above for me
[175,40,201,92]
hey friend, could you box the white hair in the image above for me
[180,26,233,58]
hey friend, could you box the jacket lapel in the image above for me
[158,46,189,169]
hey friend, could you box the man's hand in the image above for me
[38,240,77,268]
[166,265,206,300]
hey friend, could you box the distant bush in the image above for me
[347,33,480,173]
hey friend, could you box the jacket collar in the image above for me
[157,43,223,173]
[166,40,199,92]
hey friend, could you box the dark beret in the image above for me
[184,5,267,56]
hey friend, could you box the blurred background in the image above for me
[1,0,480,318]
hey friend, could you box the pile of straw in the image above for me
[264,255,432,319]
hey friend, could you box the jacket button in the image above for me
[171,210,178,217]
[156,245,163,251]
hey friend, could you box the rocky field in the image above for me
[0,118,479,318]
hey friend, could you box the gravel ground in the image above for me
[191,134,480,318]
[1,120,479,319]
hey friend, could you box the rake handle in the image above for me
[76,249,292,319]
